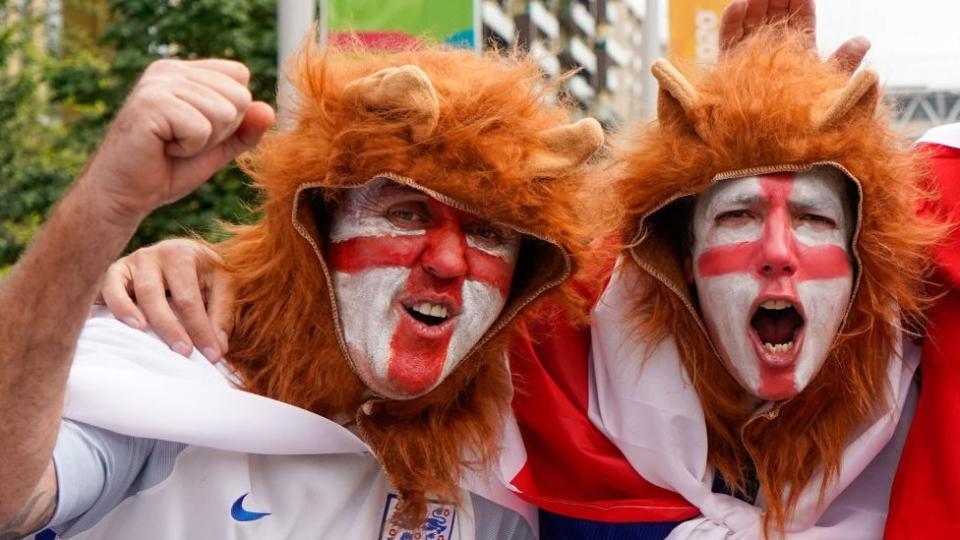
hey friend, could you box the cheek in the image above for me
[794,276,853,383]
[327,235,426,273]
[694,273,762,388]
[465,249,516,298]
[696,273,757,315]
[332,267,410,376]
[443,281,508,377]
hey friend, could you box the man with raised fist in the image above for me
[0,58,274,538]
[0,43,604,538]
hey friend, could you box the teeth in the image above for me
[412,302,449,319]
[760,299,793,310]
[763,341,794,354]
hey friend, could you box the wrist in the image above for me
[70,175,152,231]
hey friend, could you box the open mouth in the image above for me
[403,301,453,326]
[749,299,805,366]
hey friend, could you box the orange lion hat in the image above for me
[613,27,938,531]
[216,42,602,522]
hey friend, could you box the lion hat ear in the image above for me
[342,64,441,142]
[528,118,605,177]
[811,68,880,130]
[651,58,707,139]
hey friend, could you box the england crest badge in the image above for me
[378,493,457,540]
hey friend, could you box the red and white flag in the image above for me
[886,123,960,540]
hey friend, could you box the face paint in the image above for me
[690,168,854,400]
[326,178,520,399]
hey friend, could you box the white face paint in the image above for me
[689,168,855,400]
[326,178,521,400]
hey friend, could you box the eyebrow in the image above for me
[789,194,842,214]
[708,192,843,220]
[711,193,762,209]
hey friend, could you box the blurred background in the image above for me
[1,0,958,271]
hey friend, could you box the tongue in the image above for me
[754,310,802,344]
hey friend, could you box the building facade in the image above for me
[481,0,651,124]
[888,89,960,139]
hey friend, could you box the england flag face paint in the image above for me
[327,178,520,400]
[689,169,855,400]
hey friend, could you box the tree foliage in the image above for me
[0,2,86,268]
[0,0,278,269]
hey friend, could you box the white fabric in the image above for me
[587,260,918,539]
[917,123,960,149]
[67,310,367,455]
[63,447,477,539]
[59,308,536,537]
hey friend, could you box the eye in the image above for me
[467,222,516,249]
[800,214,837,228]
[716,210,753,224]
[386,201,431,229]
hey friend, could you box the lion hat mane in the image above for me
[216,42,603,522]
[613,27,938,531]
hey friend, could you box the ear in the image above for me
[811,69,879,130]
[342,65,440,142]
[651,59,705,139]
[528,118,604,178]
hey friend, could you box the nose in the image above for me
[420,226,469,280]
[758,210,798,278]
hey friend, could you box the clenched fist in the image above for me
[80,58,275,226]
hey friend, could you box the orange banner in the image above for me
[669,0,731,65]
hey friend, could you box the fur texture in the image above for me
[216,42,596,525]
[612,27,941,533]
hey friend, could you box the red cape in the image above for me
[886,138,960,538]
[508,279,699,523]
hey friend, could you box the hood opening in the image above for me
[629,162,864,357]
[294,174,572,401]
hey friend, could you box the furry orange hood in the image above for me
[613,28,937,530]
[217,43,602,522]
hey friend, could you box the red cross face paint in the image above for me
[326,178,521,400]
[690,168,855,400]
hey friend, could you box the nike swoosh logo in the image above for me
[231,493,271,522]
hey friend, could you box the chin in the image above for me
[360,373,436,401]
[753,383,800,401]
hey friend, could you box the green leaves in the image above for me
[1,0,278,266]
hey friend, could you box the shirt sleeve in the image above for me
[45,419,155,533]
[470,492,536,540]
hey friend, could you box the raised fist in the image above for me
[81,58,275,225]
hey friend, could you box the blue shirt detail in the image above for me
[539,510,684,540]
[230,493,271,522]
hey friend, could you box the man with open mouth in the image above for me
[0,42,604,538]
[689,169,855,402]
[578,25,939,538]
[327,178,522,400]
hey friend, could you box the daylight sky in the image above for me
[818,0,960,89]
[657,0,960,90]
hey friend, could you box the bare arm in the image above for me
[0,179,144,534]
[0,58,274,531]
[0,464,56,540]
